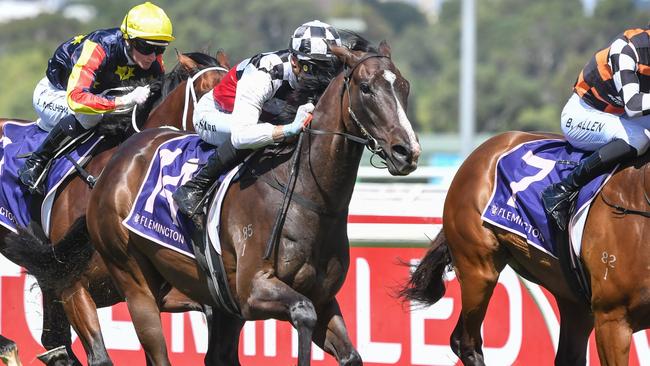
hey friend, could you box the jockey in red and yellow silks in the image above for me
[46,28,165,114]
[20,2,174,194]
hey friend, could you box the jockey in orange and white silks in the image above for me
[20,2,174,194]
[542,28,650,231]
[172,20,342,222]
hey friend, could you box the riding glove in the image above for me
[282,102,314,138]
[118,85,151,108]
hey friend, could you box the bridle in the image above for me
[264,53,391,259]
[304,54,390,156]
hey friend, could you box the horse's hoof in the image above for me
[36,345,69,365]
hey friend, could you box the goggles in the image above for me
[130,38,167,55]
[298,59,330,75]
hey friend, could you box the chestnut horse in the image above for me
[0,51,229,365]
[401,131,650,365]
[85,40,420,365]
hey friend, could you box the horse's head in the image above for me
[332,42,421,175]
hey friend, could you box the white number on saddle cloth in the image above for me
[143,147,201,225]
[0,135,13,176]
[506,150,555,208]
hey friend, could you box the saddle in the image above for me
[481,138,616,303]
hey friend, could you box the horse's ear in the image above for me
[176,50,199,73]
[216,48,231,69]
[379,40,391,58]
[331,44,361,68]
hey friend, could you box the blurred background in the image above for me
[1,0,650,169]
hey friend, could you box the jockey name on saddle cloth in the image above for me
[481,139,615,258]
[0,121,102,235]
[124,135,219,257]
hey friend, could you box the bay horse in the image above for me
[84,39,420,365]
[0,51,229,366]
[401,130,650,365]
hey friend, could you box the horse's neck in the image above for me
[144,80,189,130]
[297,78,365,213]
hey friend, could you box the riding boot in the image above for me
[173,139,250,219]
[542,139,637,231]
[19,114,87,194]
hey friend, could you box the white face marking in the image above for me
[383,70,421,155]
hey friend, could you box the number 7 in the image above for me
[507,150,555,208]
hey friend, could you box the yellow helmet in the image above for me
[120,2,175,43]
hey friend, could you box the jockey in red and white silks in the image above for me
[192,50,299,148]
[173,20,342,220]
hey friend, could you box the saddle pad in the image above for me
[123,135,237,257]
[481,139,614,258]
[0,121,102,235]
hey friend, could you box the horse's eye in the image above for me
[359,82,371,94]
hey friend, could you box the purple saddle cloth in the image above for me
[481,139,614,257]
[123,135,214,256]
[0,122,102,234]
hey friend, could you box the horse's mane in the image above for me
[159,52,220,98]
[98,52,219,137]
[277,31,375,123]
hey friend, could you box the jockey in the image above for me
[19,2,174,194]
[542,28,650,231]
[172,20,342,220]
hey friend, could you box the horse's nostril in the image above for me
[392,144,411,160]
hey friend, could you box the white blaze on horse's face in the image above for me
[383,70,420,154]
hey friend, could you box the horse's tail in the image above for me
[399,231,452,305]
[1,217,93,289]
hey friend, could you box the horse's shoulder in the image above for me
[602,153,650,194]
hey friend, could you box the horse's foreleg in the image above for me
[203,309,245,366]
[242,275,317,366]
[594,309,633,366]
[312,299,361,366]
[106,252,171,366]
[555,298,593,366]
[41,289,81,365]
[157,285,203,312]
[59,284,111,366]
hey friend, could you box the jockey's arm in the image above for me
[613,40,650,118]
[65,40,117,114]
[229,67,283,149]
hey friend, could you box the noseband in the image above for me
[304,54,390,156]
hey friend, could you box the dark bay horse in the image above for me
[0,51,229,365]
[85,40,421,365]
[401,130,650,365]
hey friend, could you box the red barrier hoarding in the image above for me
[2,246,649,365]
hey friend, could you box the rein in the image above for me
[130,66,228,133]
[304,54,390,155]
[263,54,390,259]
[600,164,650,217]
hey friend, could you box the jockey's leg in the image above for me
[19,114,90,194]
[542,138,636,231]
[172,139,250,219]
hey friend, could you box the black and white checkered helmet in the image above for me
[289,20,342,61]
